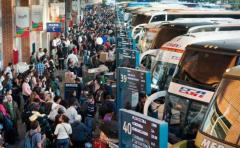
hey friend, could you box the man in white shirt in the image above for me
[52,37,61,48]
[66,50,78,66]
[37,48,45,61]
[65,98,80,124]
[4,63,13,80]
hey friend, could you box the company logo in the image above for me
[18,15,27,19]
[171,56,181,61]
[179,87,206,98]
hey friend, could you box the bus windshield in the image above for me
[152,61,176,91]
[139,28,159,52]
[175,50,237,88]
[152,26,188,49]
[132,14,151,26]
[165,94,208,142]
[151,48,183,91]
[200,78,240,146]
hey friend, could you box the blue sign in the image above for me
[47,23,62,32]
[116,48,140,68]
[64,83,79,100]
[117,67,151,110]
[119,109,168,148]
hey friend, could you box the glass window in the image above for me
[132,14,151,26]
[151,15,165,22]
[141,54,154,71]
[201,78,240,146]
[219,26,240,31]
[165,94,208,141]
[153,26,187,48]
[175,50,237,87]
[152,61,176,91]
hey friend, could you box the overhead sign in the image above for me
[31,5,43,31]
[117,67,151,110]
[47,23,62,32]
[16,7,30,38]
[119,109,168,148]
[168,82,214,103]
[116,48,140,68]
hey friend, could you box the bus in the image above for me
[194,66,240,148]
[173,66,240,148]
[164,38,240,144]
[131,9,240,37]
[141,24,240,72]
[136,18,240,51]
[138,21,214,53]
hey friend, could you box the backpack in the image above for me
[24,132,37,148]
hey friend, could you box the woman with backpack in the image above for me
[25,120,46,148]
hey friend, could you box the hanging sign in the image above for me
[16,7,30,38]
[31,5,43,31]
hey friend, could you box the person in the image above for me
[4,94,19,128]
[71,115,90,148]
[35,59,45,77]
[135,92,147,113]
[4,63,13,80]
[28,120,46,148]
[37,48,45,61]
[22,77,32,106]
[65,98,79,124]
[54,114,72,148]
[66,50,78,67]
[85,94,96,136]
[57,47,64,70]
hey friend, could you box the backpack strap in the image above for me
[61,123,69,136]
[29,132,38,147]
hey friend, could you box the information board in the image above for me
[116,37,133,49]
[64,83,79,100]
[47,22,62,32]
[116,48,140,68]
[117,67,151,110]
[119,109,168,148]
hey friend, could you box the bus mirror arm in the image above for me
[144,90,167,116]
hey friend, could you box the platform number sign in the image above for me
[119,109,168,148]
[117,67,151,110]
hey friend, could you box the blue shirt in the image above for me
[35,63,45,76]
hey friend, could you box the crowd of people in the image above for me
[0,4,119,148]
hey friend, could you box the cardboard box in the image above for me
[99,52,108,63]
[64,72,76,83]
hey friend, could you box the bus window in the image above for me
[201,78,240,146]
[151,15,165,22]
[141,54,154,71]
[132,14,151,26]
[190,27,216,33]
[165,93,209,141]
[219,26,240,31]
[152,61,176,90]
[175,50,237,87]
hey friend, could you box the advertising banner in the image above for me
[16,7,30,38]
[50,3,65,22]
[117,67,151,110]
[31,5,43,31]
[119,109,168,148]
